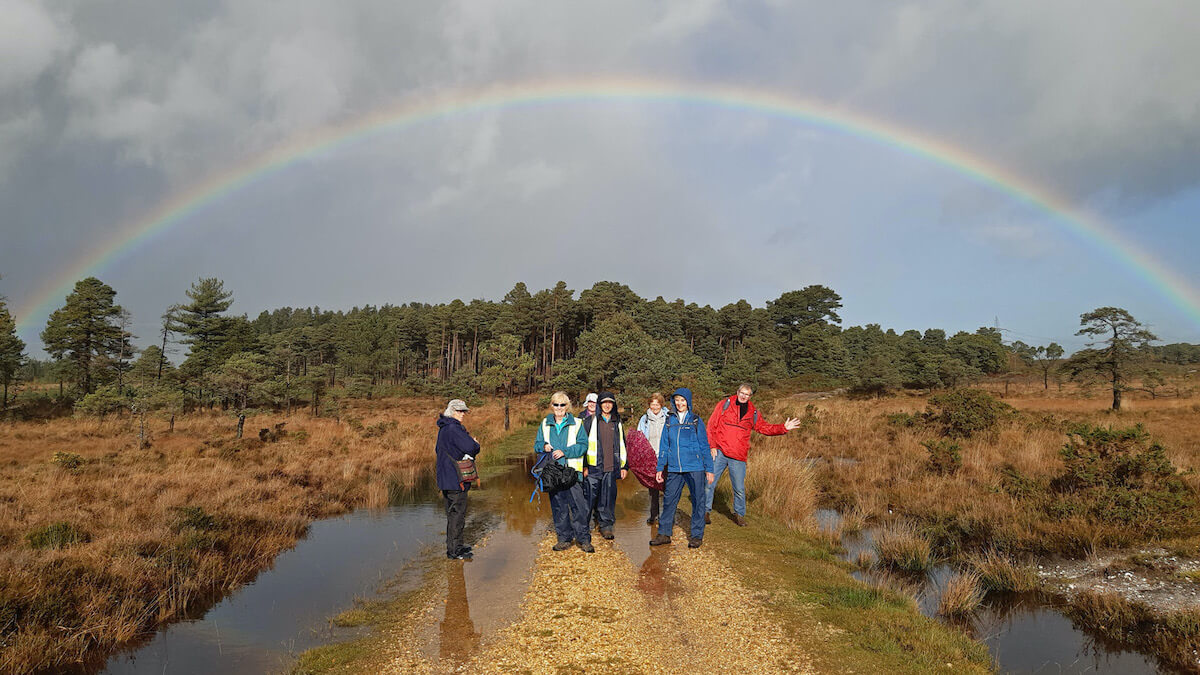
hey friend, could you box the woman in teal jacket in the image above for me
[533,391,593,553]
[651,387,714,548]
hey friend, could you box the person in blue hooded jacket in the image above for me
[533,391,593,553]
[650,387,714,548]
[435,399,480,560]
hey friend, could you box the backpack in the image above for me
[529,453,577,503]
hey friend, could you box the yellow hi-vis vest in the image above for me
[542,418,584,473]
[586,416,626,469]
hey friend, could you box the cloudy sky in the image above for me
[3,0,1200,354]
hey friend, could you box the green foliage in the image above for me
[997,464,1043,500]
[926,389,1013,437]
[1048,424,1197,535]
[476,334,534,397]
[922,439,962,475]
[850,350,902,398]
[50,451,84,471]
[1066,307,1158,410]
[0,296,25,408]
[74,385,128,416]
[27,522,90,549]
[168,506,219,533]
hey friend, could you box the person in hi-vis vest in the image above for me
[577,391,627,540]
[533,391,593,552]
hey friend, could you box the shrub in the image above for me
[168,506,218,533]
[73,386,128,417]
[50,451,84,471]
[1048,424,1198,536]
[27,522,89,550]
[922,439,962,475]
[926,389,1013,437]
[997,464,1043,500]
[874,522,934,572]
[884,411,924,429]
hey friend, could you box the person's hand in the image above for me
[655,471,663,483]
[706,472,715,485]
[783,418,802,431]
[711,448,718,459]
[543,443,553,453]
[551,449,564,459]
[620,469,628,480]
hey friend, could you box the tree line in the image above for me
[0,276,1192,418]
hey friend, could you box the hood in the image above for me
[670,387,694,415]
[437,414,459,429]
[597,391,617,417]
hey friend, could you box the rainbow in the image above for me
[13,77,1200,332]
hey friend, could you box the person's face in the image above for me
[601,401,614,415]
[452,409,467,421]
[586,400,596,413]
[673,396,688,413]
[649,399,662,414]
[550,400,568,416]
[736,387,752,404]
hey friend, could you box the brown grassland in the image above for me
[0,397,539,673]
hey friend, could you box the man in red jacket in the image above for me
[705,383,800,526]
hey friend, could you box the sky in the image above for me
[3,0,1200,356]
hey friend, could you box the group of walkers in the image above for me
[434,384,800,560]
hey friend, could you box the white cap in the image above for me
[585,393,598,404]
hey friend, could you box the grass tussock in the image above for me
[744,445,818,530]
[937,571,984,617]
[873,523,934,572]
[0,395,539,673]
[967,550,1037,593]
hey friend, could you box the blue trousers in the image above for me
[658,471,707,540]
[549,481,590,544]
[584,470,617,529]
[706,451,748,516]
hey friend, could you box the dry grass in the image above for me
[937,571,984,617]
[873,522,935,572]
[967,549,1037,593]
[755,377,1200,556]
[0,396,538,673]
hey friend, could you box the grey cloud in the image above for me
[0,0,72,89]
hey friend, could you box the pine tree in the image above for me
[173,278,235,399]
[1067,307,1157,410]
[0,296,26,409]
[40,277,125,395]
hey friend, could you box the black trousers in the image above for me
[443,488,469,555]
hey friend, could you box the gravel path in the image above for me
[382,530,812,673]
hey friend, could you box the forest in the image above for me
[2,277,1198,422]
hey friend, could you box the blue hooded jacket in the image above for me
[435,415,481,491]
[657,387,713,474]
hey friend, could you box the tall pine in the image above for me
[41,277,125,395]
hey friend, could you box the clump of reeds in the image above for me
[937,570,984,617]
[745,447,818,530]
[967,549,1037,592]
[873,522,934,572]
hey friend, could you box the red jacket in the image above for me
[706,396,788,462]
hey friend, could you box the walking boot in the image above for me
[649,534,672,546]
[645,516,658,525]
[688,537,703,548]
[552,540,573,551]
[704,511,711,525]
[578,541,595,553]
[733,514,747,527]
[600,527,614,540]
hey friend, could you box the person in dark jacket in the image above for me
[576,391,627,540]
[651,387,714,548]
[436,399,480,560]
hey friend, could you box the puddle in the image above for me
[68,459,550,675]
[816,509,1165,674]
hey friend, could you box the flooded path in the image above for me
[817,509,1166,674]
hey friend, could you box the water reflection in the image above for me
[439,562,480,664]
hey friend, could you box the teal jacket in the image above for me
[533,413,587,478]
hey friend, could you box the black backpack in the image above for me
[529,453,577,502]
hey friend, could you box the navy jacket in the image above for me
[435,415,481,491]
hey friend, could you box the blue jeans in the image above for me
[658,471,707,540]
[549,481,590,544]
[584,470,617,529]
[706,451,747,516]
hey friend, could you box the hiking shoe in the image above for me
[552,541,573,551]
[649,534,672,546]
[447,550,473,560]
[600,528,614,540]
[645,516,658,525]
[579,542,595,553]
[704,512,711,525]
[733,514,747,527]
[688,537,703,548]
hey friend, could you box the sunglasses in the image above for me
[551,403,568,407]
